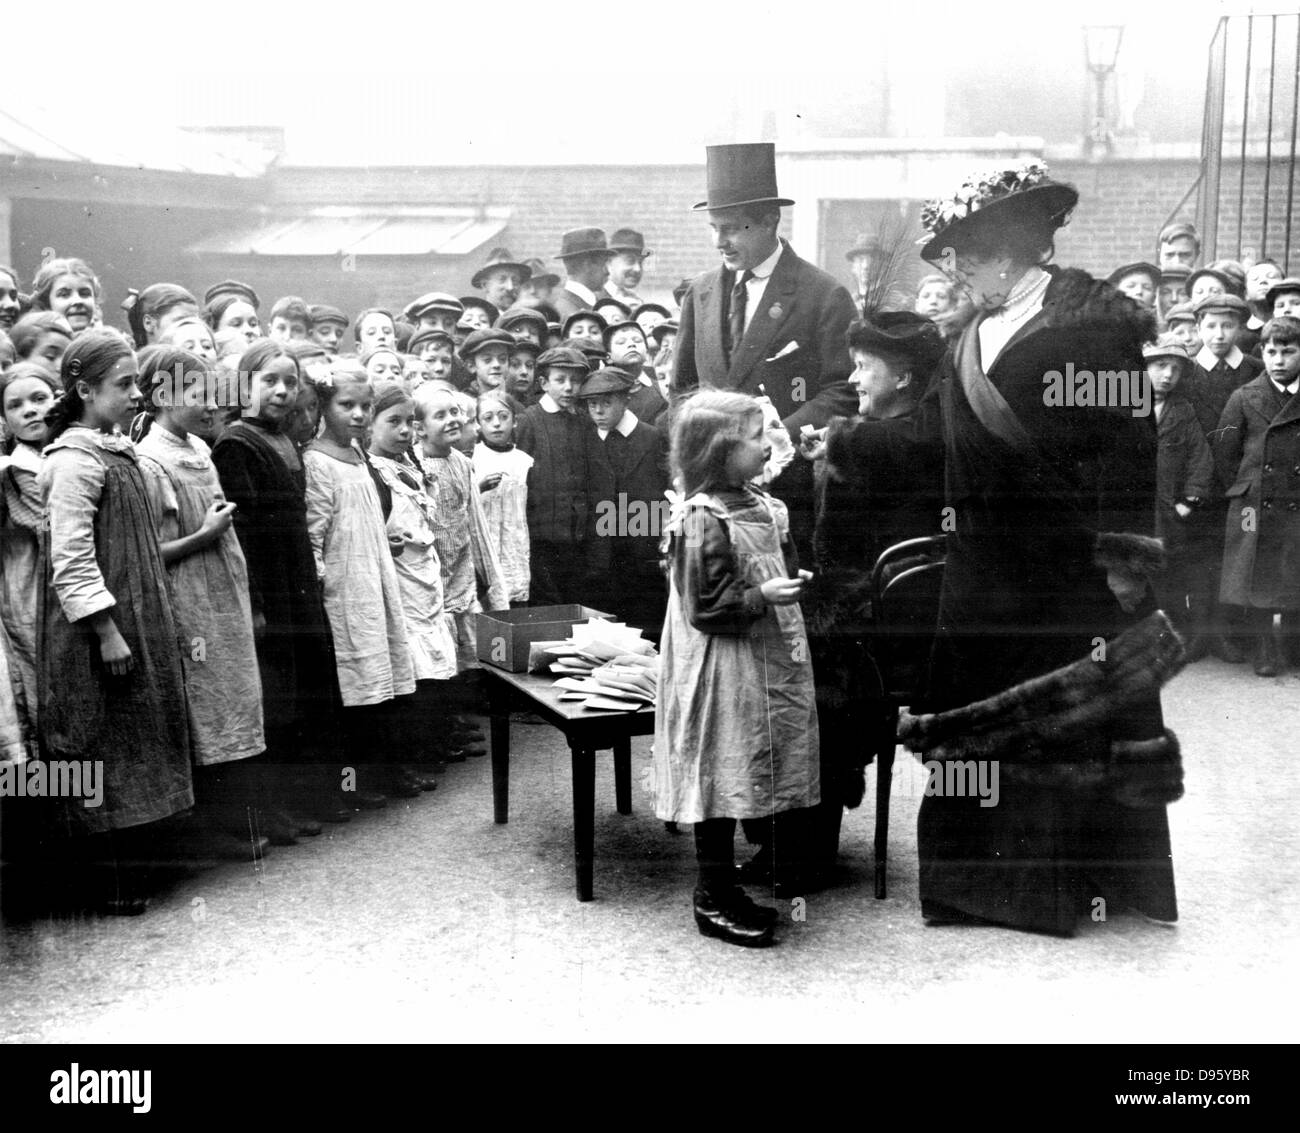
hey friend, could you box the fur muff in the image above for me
[897,611,1186,806]
[1094,531,1167,578]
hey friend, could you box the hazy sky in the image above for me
[9,0,1238,165]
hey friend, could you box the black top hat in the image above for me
[692,143,794,212]
[1107,262,1161,289]
[846,311,946,371]
[608,229,651,257]
[472,249,532,290]
[556,228,614,260]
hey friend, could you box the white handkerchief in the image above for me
[766,340,799,362]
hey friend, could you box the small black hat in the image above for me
[459,328,516,361]
[496,306,549,336]
[1107,262,1161,290]
[578,366,636,398]
[608,229,651,258]
[459,296,501,324]
[846,311,946,370]
[562,309,608,339]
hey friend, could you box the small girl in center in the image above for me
[654,390,820,948]
[303,361,418,798]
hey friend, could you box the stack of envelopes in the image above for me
[526,619,660,711]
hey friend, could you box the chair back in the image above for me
[870,535,946,702]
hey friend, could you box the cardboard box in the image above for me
[476,605,614,673]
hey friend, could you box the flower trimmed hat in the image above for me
[919,161,1078,263]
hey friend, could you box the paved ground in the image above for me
[1,655,1296,1044]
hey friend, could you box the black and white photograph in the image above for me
[0,0,1294,1080]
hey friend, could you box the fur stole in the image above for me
[897,610,1186,806]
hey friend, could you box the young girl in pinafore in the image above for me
[654,390,820,947]
[38,330,193,914]
[134,346,268,858]
[304,360,418,798]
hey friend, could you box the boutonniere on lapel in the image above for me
[767,302,783,321]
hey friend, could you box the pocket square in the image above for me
[766,340,799,363]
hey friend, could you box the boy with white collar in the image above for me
[578,367,668,637]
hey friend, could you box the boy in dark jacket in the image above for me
[579,366,670,637]
[1214,316,1300,676]
[1186,293,1263,661]
[514,346,595,605]
[1147,337,1214,656]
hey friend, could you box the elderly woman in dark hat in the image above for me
[784,312,948,885]
[846,163,1183,935]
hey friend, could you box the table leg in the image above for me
[613,737,632,816]
[570,743,595,901]
[488,683,510,824]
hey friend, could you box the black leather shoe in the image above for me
[256,809,301,846]
[693,888,774,947]
[404,768,439,792]
[729,887,780,928]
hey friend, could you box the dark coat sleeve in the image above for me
[212,437,265,620]
[670,283,701,404]
[782,280,860,434]
[673,508,767,633]
[1214,388,1249,491]
[1178,409,1215,501]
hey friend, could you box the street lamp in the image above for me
[1083,24,1125,160]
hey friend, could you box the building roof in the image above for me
[186,206,512,257]
[0,104,276,178]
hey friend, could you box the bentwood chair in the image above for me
[867,535,946,898]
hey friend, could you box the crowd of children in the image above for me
[0,220,1297,931]
[0,241,677,917]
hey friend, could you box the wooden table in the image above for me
[481,666,656,901]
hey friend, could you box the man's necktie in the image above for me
[724,270,751,364]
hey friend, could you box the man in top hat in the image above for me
[845,232,882,313]
[473,249,532,312]
[604,228,651,309]
[673,142,857,553]
[519,258,561,310]
[552,228,616,321]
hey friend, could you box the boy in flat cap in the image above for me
[1215,315,1300,675]
[308,304,349,353]
[460,328,515,397]
[507,335,541,407]
[604,228,650,309]
[515,346,600,605]
[405,293,464,336]
[1146,336,1214,657]
[604,319,667,425]
[1186,292,1263,661]
[579,366,669,637]
[496,306,548,346]
[552,229,616,321]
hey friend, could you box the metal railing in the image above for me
[1196,12,1300,271]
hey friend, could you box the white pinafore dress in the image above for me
[653,490,820,823]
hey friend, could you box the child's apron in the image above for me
[653,491,820,823]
